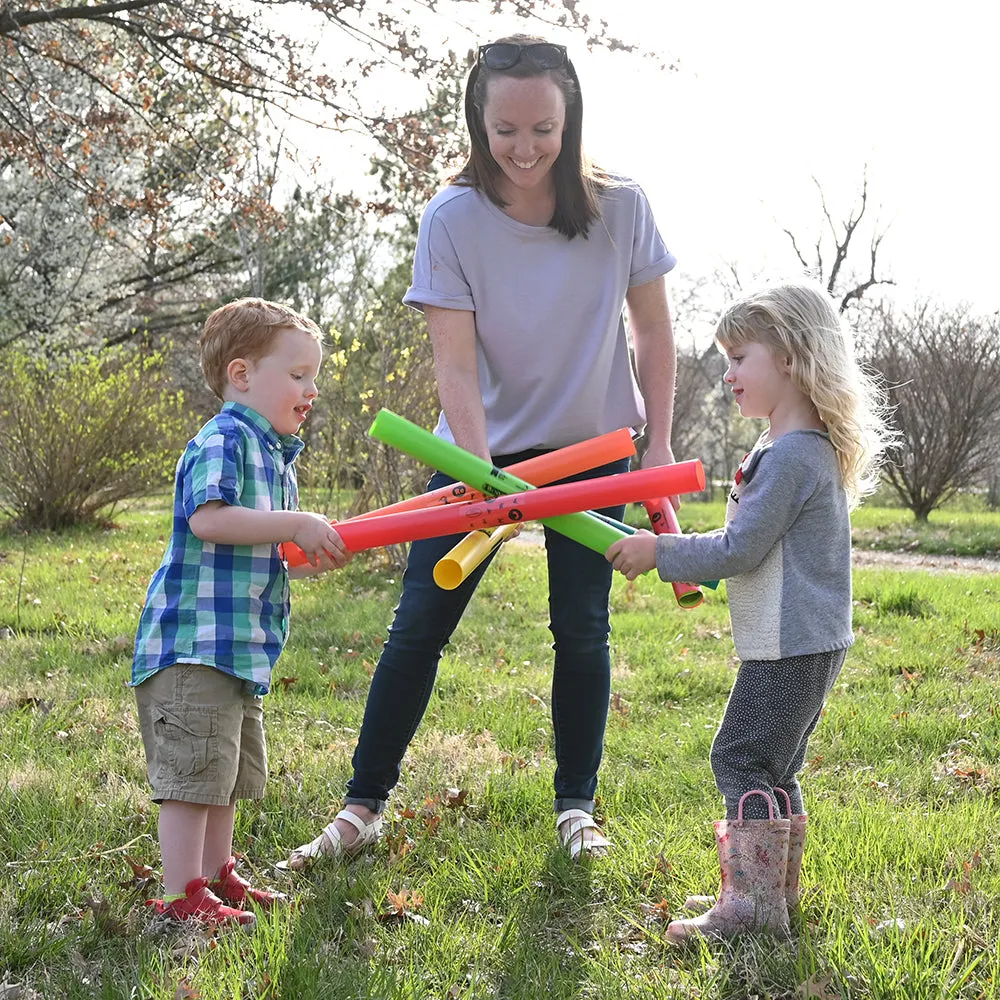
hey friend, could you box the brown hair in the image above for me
[454,33,607,239]
[199,297,322,400]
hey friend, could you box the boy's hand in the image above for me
[606,529,657,581]
[292,513,353,570]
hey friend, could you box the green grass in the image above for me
[623,499,1000,557]
[1,502,999,999]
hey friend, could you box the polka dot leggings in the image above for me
[710,649,848,819]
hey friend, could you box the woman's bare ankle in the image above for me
[336,804,378,844]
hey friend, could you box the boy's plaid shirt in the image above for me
[131,402,305,695]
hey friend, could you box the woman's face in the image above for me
[481,74,566,198]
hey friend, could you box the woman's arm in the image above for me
[626,275,677,470]
[424,304,490,462]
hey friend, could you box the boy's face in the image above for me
[229,326,323,436]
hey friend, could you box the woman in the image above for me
[289,33,678,864]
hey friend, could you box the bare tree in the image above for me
[782,169,894,313]
[861,301,1000,520]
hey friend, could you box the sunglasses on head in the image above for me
[477,42,568,72]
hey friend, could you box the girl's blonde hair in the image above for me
[715,280,895,507]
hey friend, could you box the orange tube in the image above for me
[643,497,704,609]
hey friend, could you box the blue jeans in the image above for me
[345,452,630,816]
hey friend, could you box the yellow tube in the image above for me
[433,523,521,590]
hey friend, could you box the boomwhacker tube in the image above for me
[433,523,520,590]
[280,426,636,567]
[643,498,705,609]
[310,464,704,553]
[284,464,705,564]
[434,507,639,591]
[434,510,641,590]
[352,427,635,518]
[367,408,704,554]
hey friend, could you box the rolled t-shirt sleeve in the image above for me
[403,204,475,312]
[629,184,677,287]
[181,431,243,519]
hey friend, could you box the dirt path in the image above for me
[511,527,1000,575]
[850,549,1000,574]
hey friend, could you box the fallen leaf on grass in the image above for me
[123,855,155,880]
[443,787,468,808]
[379,889,429,925]
[944,851,983,895]
[610,692,630,716]
[798,972,841,999]
[639,898,671,922]
[386,888,423,914]
[385,827,414,862]
[81,895,126,937]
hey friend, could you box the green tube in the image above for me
[368,409,626,553]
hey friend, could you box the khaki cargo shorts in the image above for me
[134,663,267,806]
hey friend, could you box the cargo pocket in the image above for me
[154,707,218,779]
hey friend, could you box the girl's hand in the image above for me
[606,529,657,581]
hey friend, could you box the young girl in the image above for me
[606,280,895,940]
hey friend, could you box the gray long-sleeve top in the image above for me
[656,430,854,660]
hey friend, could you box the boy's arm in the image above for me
[189,501,351,568]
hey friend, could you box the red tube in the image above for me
[643,497,704,609]
[292,462,704,558]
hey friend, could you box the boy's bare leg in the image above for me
[202,802,237,879]
[159,801,209,894]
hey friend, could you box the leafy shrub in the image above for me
[0,348,190,530]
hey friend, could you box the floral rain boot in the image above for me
[666,790,790,943]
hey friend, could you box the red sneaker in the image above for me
[148,876,256,926]
[208,856,287,910]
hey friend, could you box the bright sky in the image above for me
[577,1,999,317]
[298,1,999,318]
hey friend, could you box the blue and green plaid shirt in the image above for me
[131,402,304,695]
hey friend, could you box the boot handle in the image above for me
[736,789,777,820]
[774,787,792,816]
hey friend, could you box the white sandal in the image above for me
[557,808,612,860]
[284,809,383,870]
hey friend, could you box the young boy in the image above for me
[132,298,351,926]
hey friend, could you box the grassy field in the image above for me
[0,500,998,999]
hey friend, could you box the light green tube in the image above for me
[368,409,626,553]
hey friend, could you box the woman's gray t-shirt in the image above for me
[403,180,676,454]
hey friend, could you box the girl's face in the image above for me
[722,340,795,422]
[481,74,565,199]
